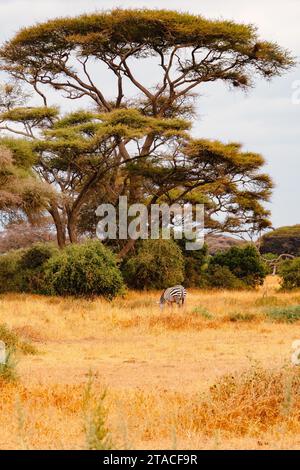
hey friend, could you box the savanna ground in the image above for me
[1,275,300,450]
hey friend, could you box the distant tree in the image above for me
[0,9,294,252]
[0,220,54,253]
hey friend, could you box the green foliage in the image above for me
[0,249,24,293]
[185,140,273,234]
[205,264,245,290]
[265,306,300,323]
[261,252,278,260]
[0,106,58,123]
[20,242,57,270]
[279,258,300,290]
[192,306,213,319]
[121,239,184,290]
[0,243,58,295]
[44,240,124,299]
[0,137,36,169]
[19,242,59,294]
[0,241,123,299]
[176,239,209,287]
[210,245,266,288]
[2,9,293,83]
[264,225,300,238]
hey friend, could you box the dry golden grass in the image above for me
[1,275,300,449]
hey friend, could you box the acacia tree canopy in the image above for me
[0,9,293,114]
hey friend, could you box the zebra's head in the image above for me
[159,293,166,309]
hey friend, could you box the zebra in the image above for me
[159,285,186,309]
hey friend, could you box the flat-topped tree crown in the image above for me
[0,9,294,114]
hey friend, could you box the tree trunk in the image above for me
[67,213,78,244]
[117,238,136,260]
[48,206,66,248]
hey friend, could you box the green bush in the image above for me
[0,249,24,293]
[279,258,300,290]
[209,245,266,288]
[44,240,124,299]
[19,242,59,293]
[205,264,245,289]
[20,242,58,270]
[0,243,58,294]
[121,239,184,290]
[176,239,209,287]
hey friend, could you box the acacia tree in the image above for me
[0,9,294,253]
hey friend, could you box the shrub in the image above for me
[0,249,24,293]
[20,242,58,270]
[209,245,266,288]
[19,242,59,293]
[176,239,209,287]
[44,240,124,299]
[121,239,184,290]
[0,243,58,294]
[279,257,300,290]
[205,265,245,290]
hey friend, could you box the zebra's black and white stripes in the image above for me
[159,285,186,308]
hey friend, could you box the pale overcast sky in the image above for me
[0,0,299,229]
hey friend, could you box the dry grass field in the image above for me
[1,275,300,449]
